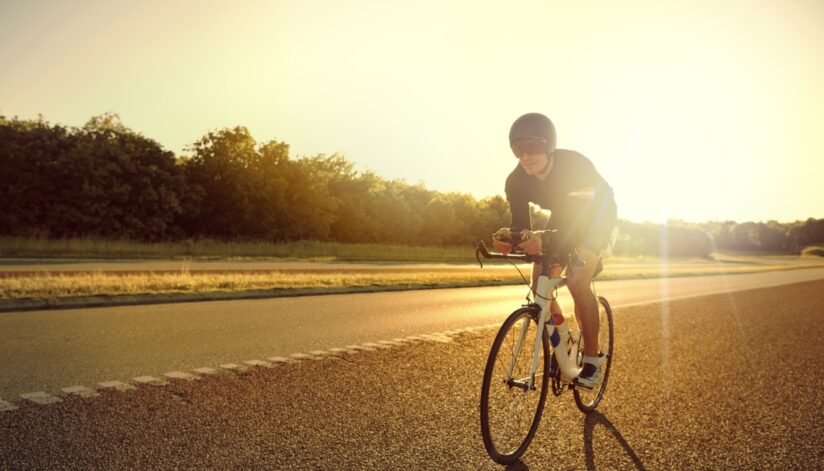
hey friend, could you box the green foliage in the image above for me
[0,113,187,240]
[2,113,821,257]
[704,218,824,254]
[612,220,712,258]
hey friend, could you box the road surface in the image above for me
[0,279,822,469]
[1,268,824,400]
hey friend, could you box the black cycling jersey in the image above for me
[505,149,616,254]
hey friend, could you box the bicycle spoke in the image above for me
[573,296,614,412]
[481,310,549,461]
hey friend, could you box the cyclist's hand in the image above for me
[519,230,543,255]
[491,228,513,254]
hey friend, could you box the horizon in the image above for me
[2,0,822,224]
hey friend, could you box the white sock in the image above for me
[582,354,601,366]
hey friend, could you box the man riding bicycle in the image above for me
[492,112,617,389]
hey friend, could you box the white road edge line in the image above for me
[289,353,323,361]
[61,385,100,398]
[133,376,168,386]
[164,371,197,381]
[20,391,61,405]
[0,399,18,412]
[193,367,218,375]
[98,380,136,392]
[244,360,273,368]
[267,356,298,363]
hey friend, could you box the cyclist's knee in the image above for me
[567,277,593,298]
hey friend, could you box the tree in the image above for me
[182,127,266,238]
[0,114,187,239]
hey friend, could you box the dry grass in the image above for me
[3,237,824,301]
[0,270,522,300]
[3,255,823,301]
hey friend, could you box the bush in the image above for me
[801,246,824,257]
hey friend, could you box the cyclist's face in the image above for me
[513,139,548,175]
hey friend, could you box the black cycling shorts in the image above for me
[545,195,617,263]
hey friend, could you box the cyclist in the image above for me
[492,112,617,389]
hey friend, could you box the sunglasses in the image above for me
[511,139,546,158]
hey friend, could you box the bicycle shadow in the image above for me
[499,413,645,471]
[504,460,530,471]
[583,411,646,470]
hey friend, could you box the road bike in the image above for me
[475,240,614,465]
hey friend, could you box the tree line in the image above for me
[1,114,822,258]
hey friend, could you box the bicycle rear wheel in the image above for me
[480,307,550,465]
[573,296,614,413]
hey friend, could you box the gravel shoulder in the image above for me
[1,280,822,469]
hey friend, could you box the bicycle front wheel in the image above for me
[573,295,614,413]
[480,307,550,465]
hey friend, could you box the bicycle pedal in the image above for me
[572,377,596,390]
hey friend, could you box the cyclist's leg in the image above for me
[567,248,601,357]
[571,196,617,357]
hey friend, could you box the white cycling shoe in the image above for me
[575,353,605,390]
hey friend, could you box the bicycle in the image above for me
[475,238,614,465]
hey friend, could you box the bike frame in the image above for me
[475,241,582,390]
[512,274,582,390]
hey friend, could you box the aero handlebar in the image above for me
[475,241,548,268]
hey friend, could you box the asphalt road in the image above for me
[1,280,822,469]
[1,268,824,401]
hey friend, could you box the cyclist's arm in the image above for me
[505,172,532,234]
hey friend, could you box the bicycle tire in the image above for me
[573,296,614,413]
[480,307,550,465]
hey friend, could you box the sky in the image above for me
[1,0,822,223]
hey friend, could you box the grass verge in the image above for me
[0,270,521,300]
[3,257,824,301]
[3,237,824,302]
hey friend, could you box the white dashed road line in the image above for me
[0,399,18,412]
[289,353,323,361]
[267,356,297,363]
[98,381,136,392]
[193,367,218,375]
[133,376,168,386]
[327,347,358,355]
[61,385,100,398]
[1,323,496,410]
[346,344,376,352]
[164,371,197,381]
[20,391,61,405]
[309,350,334,357]
[361,342,392,349]
[418,334,453,343]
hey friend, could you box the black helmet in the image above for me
[509,113,556,154]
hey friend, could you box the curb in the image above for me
[0,280,524,313]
